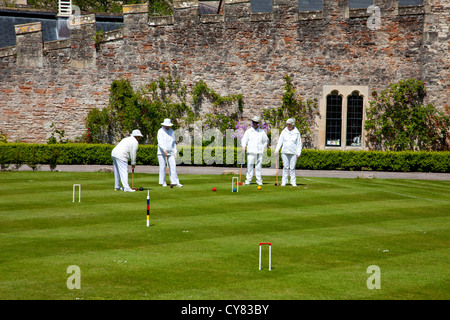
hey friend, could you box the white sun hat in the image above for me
[131,129,143,137]
[286,118,295,125]
[251,115,261,123]
[161,119,174,127]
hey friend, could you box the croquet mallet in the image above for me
[165,154,173,188]
[274,156,280,186]
[238,163,243,185]
[132,167,139,191]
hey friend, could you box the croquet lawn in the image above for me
[0,171,449,300]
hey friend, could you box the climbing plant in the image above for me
[365,79,449,151]
[83,75,191,144]
[263,75,319,148]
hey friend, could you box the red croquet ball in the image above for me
[212,187,217,191]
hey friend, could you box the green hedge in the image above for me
[0,143,117,166]
[0,143,449,173]
[298,150,449,172]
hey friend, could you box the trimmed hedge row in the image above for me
[299,150,449,172]
[0,143,449,173]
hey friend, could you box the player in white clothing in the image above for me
[241,116,269,186]
[111,129,143,192]
[157,119,183,187]
[274,118,302,186]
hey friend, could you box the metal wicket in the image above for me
[73,184,81,202]
[232,177,239,192]
[259,242,271,270]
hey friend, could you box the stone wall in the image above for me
[0,0,448,148]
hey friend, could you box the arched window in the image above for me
[346,91,363,147]
[320,86,368,149]
[325,91,342,146]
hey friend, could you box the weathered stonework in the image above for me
[14,22,43,67]
[0,0,448,149]
[70,14,97,69]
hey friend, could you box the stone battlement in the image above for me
[0,1,432,62]
[0,0,448,145]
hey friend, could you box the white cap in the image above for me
[251,115,261,123]
[161,118,174,127]
[131,129,143,137]
[286,118,295,125]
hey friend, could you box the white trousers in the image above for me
[158,154,179,185]
[245,153,263,185]
[281,153,297,185]
[112,156,131,190]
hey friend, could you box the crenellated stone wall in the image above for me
[0,0,448,148]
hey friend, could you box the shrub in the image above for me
[365,79,450,151]
[83,76,191,145]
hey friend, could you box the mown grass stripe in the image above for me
[0,171,448,299]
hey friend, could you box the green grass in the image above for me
[0,171,449,300]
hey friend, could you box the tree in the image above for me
[148,0,173,16]
[365,79,449,151]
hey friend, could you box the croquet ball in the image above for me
[257,186,262,190]
[139,187,144,191]
[232,188,237,192]
[212,187,217,191]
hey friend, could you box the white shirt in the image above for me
[275,127,302,156]
[111,136,139,165]
[241,126,269,154]
[157,127,177,155]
